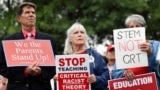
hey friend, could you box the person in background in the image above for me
[105,44,115,80]
[0,2,56,90]
[54,22,110,90]
[105,44,115,90]
[0,75,7,90]
[112,14,160,89]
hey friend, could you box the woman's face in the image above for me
[70,27,86,46]
[128,22,142,28]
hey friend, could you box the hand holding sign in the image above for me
[25,61,41,76]
[88,74,97,83]
[123,69,135,81]
[53,75,58,81]
[113,27,148,69]
[139,41,152,54]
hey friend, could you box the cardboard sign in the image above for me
[113,27,148,69]
[56,54,91,90]
[108,72,158,90]
[2,40,55,67]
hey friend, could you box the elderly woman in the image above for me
[53,22,109,90]
[62,22,109,90]
[112,14,160,90]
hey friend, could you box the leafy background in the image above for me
[0,0,160,54]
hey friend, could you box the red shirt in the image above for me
[22,29,36,77]
[22,29,36,39]
[127,66,148,75]
[76,50,86,54]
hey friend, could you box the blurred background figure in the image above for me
[94,35,113,57]
[105,44,115,90]
[105,44,115,80]
[0,75,7,90]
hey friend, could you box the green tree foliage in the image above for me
[0,0,160,54]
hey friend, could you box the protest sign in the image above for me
[56,54,91,90]
[2,40,55,67]
[108,72,158,90]
[113,27,148,69]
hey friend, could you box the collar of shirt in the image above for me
[107,64,114,73]
[22,29,36,39]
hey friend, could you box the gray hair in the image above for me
[125,14,146,28]
[63,22,90,54]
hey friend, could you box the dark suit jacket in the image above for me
[0,31,57,90]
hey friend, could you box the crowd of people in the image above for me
[0,1,160,90]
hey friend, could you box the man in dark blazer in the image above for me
[0,2,56,90]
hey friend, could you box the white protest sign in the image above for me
[56,54,91,90]
[113,27,148,69]
[156,44,160,62]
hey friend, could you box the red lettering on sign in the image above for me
[59,57,86,66]
[118,39,143,52]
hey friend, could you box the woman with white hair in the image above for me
[112,14,160,90]
[125,14,147,28]
[54,22,110,90]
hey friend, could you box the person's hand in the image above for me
[88,74,97,83]
[25,62,41,76]
[139,41,152,55]
[53,75,58,81]
[123,69,135,81]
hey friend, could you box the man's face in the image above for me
[17,6,36,28]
